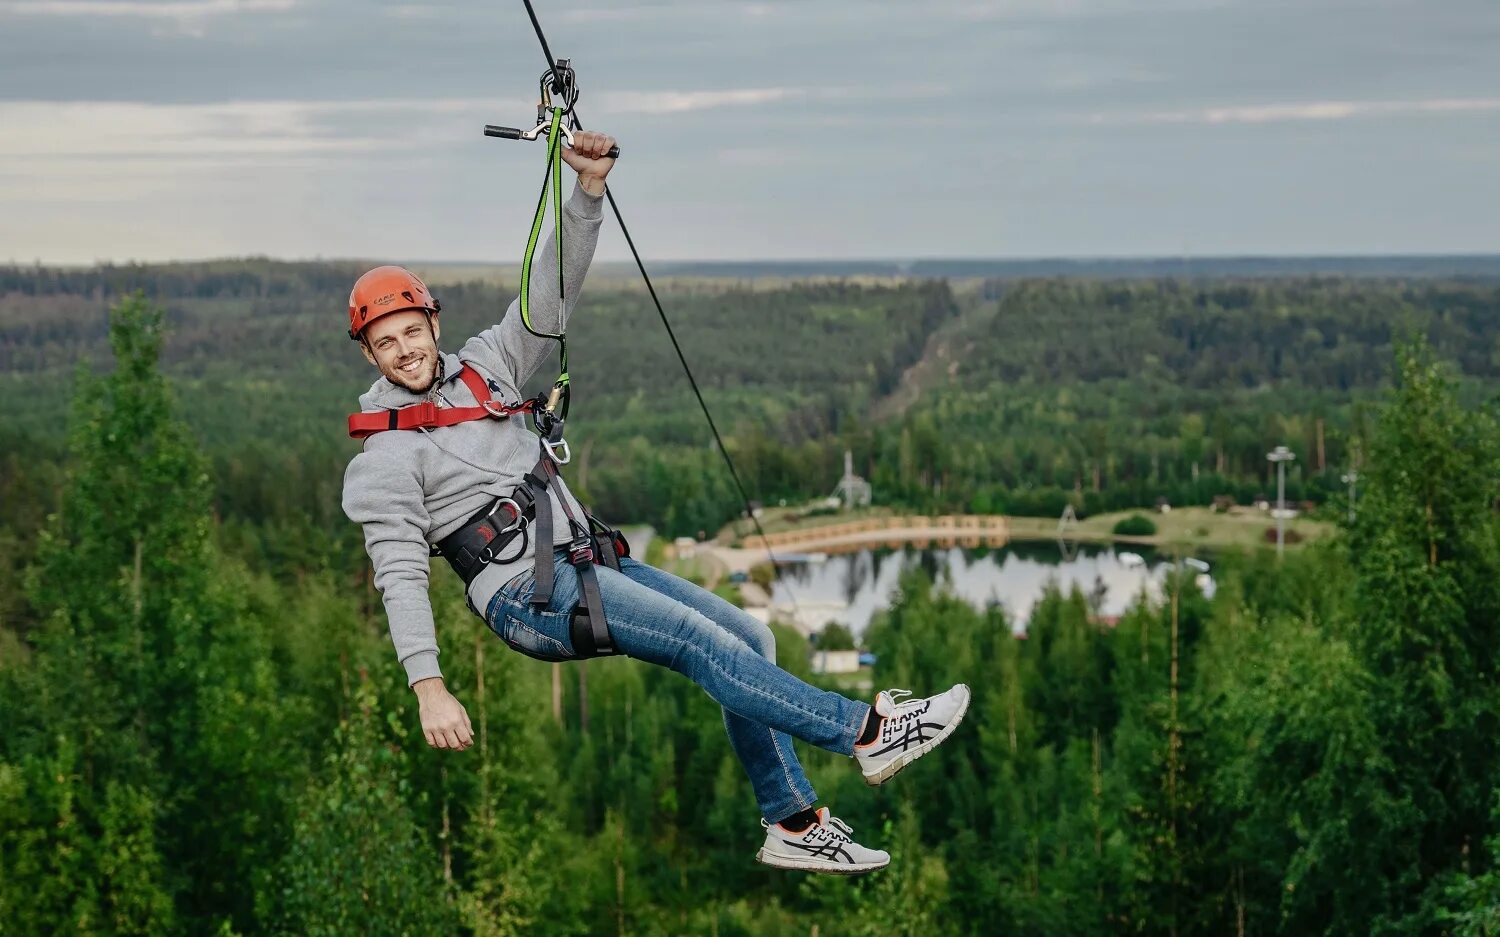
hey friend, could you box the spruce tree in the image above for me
[5,294,297,932]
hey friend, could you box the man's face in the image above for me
[360,310,442,393]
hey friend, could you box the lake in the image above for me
[768,542,1211,636]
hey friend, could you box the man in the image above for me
[342,130,969,874]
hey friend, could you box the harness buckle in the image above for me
[404,400,438,427]
[568,538,595,568]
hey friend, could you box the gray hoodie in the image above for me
[343,182,603,685]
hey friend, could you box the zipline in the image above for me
[483,0,799,606]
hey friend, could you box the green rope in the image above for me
[517,107,570,414]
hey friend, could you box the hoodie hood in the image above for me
[357,351,463,411]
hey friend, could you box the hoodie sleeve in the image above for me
[342,448,442,686]
[462,180,604,391]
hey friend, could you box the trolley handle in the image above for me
[483,123,620,158]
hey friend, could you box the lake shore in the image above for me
[716,504,1333,555]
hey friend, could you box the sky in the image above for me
[2,0,1498,264]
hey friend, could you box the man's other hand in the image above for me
[413,677,474,751]
[561,130,617,195]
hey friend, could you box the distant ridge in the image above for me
[9,254,1500,282]
[625,254,1500,280]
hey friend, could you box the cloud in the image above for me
[1,0,293,16]
[2,0,1497,262]
[596,87,800,115]
[591,83,946,116]
[950,0,1231,21]
[556,2,685,24]
[0,88,850,167]
[1085,97,1500,126]
[0,98,528,165]
[0,0,296,37]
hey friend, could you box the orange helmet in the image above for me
[347,265,441,340]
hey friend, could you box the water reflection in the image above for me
[770,542,1192,636]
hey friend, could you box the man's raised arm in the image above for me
[463,130,617,391]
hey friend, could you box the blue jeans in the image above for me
[484,552,871,823]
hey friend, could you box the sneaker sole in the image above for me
[859,684,971,786]
[754,848,889,875]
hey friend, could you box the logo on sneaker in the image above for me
[886,700,930,725]
[872,715,942,757]
[782,836,855,864]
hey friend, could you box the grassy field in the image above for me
[719,505,899,539]
[1009,505,1334,550]
[717,504,1334,552]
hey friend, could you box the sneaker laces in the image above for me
[812,816,855,843]
[882,688,931,725]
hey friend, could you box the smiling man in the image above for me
[341,130,970,875]
[355,288,444,389]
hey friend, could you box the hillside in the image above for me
[2,262,1497,540]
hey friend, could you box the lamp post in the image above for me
[1266,446,1296,557]
[1341,469,1359,525]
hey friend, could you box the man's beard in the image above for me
[386,352,440,394]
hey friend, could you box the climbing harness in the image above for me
[348,61,632,659]
[347,356,629,660]
[346,365,537,439]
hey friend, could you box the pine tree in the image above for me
[12,293,216,931]
[6,293,299,932]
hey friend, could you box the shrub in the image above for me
[1263,526,1304,545]
[815,623,857,651]
[1112,514,1158,537]
[748,562,776,591]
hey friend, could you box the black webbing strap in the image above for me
[527,464,557,606]
[433,485,536,586]
[572,556,613,657]
[525,453,615,657]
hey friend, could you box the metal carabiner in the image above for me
[544,435,572,465]
[481,398,524,419]
[477,496,530,564]
[485,495,528,532]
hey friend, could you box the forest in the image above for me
[1,265,1498,934]
[3,263,1498,545]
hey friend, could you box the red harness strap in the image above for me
[348,365,536,439]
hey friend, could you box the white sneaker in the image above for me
[854,685,971,786]
[754,807,890,874]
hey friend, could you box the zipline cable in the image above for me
[513,0,805,618]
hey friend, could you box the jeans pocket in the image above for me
[499,567,538,604]
[496,612,576,662]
